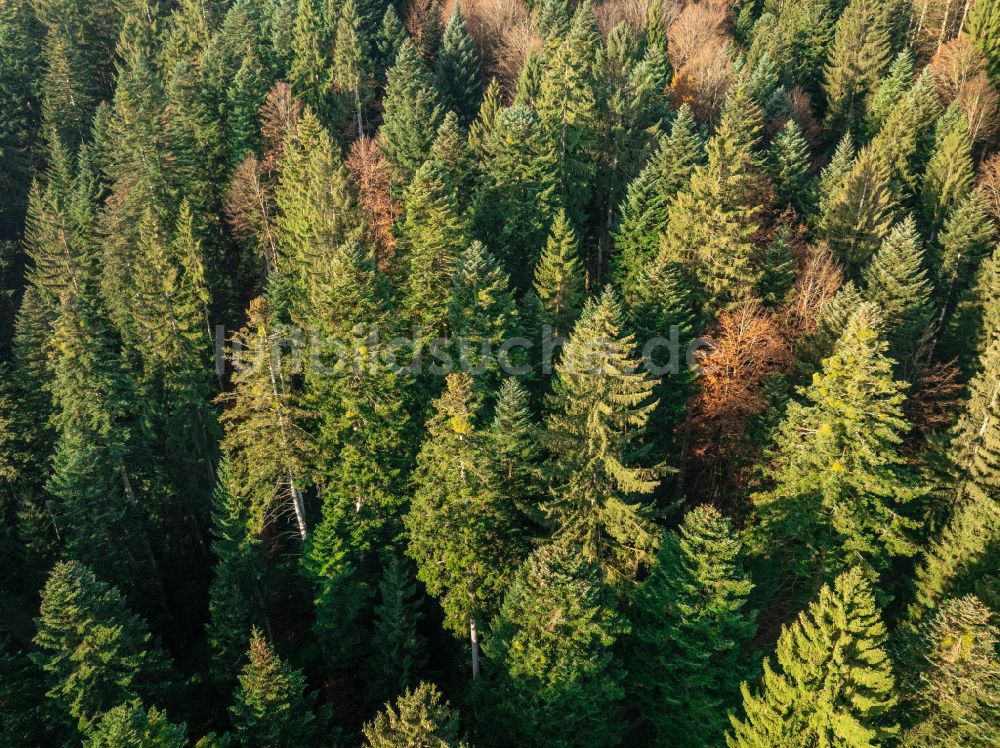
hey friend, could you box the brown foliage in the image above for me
[781,242,844,341]
[449,0,537,90]
[911,0,971,60]
[978,152,1000,221]
[788,87,823,149]
[346,137,400,267]
[908,359,964,433]
[930,37,987,103]
[667,2,734,121]
[224,155,279,276]
[957,72,1000,145]
[260,83,303,174]
[667,2,729,69]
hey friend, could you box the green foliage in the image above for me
[436,6,481,125]
[752,305,923,583]
[544,289,662,582]
[84,701,187,748]
[533,208,586,338]
[727,567,898,747]
[230,628,321,747]
[966,0,1000,80]
[363,682,467,748]
[921,106,975,241]
[32,561,174,735]
[289,0,334,123]
[484,539,626,748]
[332,0,375,135]
[630,505,755,747]
[768,118,812,214]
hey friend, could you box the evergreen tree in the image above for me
[814,131,855,225]
[901,595,1000,746]
[84,701,187,748]
[630,505,756,747]
[752,305,923,584]
[966,0,1000,80]
[289,0,334,123]
[921,105,974,242]
[363,682,466,748]
[823,0,891,137]
[484,539,626,748]
[419,1,443,65]
[488,378,543,524]
[544,289,662,582]
[379,39,445,185]
[932,190,994,313]
[661,84,766,316]
[533,208,586,339]
[435,5,481,125]
[375,5,407,75]
[867,49,914,132]
[909,334,1000,620]
[230,629,321,747]
[512,48,542,108]
[768,118,812,214]
[727,567,898,747]
[32,561,174,734]
[467,77,501,157]
[405,373,523,677]
[861,216,934,371]
[611,104,702,292]
[332,0,375,136]
[366,555,427,704]
[818,144,896,274]
[216,297,312,540]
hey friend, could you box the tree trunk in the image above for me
[469,615,481,679]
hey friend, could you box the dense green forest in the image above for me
[1,0,999,744]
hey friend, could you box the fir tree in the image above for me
[932,190,994,313]
[814,131,855,225]
[512,48,542,108]
[289,0,334,124]
[84,701,187,748]
[544,289,662,582]
[484,539,627,748]
[823,0,891,137]
[752,305,923,584]
[488,378,543,524]
[375,5,407,75]
[921,105,974,242]
[533,208,586,339]
[630,505,756,747]
[867,49,914,132]
[363,682,466,748]
[901,595,1000,746]
[966,0,1000,80]
[467,77,501,157]
[611,104,702,292]
[379,39,445,185]
[861,216,934,371]
[818,144,896,274]
[436,5,481,125]
[32,561,174,734]
[727,567,898,747]
[216,297,312,540]
[909,334,1000,620]
[404,373,523,677]
[768,118,812,214]
[366,555,428,704]
[230,629,321,747]
[661,83,766,316]
[332,0,374,136]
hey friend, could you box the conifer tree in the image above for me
[375,5,407,74]
[814,131,855,224]
[488,378,543,523]
[661,84,766,316]
[230,629,321,747]
[512,48,542,108]
[205,459,268,685]
[544,289,662,582]
[909,334,1000,620]
[867,49,914,132]
[823,0,891,137]
[611,104,702,292]
[467,77,501,157]
[535,0,602,230]
[921,105,975,242]
[379,39,445,185]
[818,144,896,274]
[752,305,923,583]
[217,297,312,540]
[447,241,518,394]
[332,0,374,136]
[727,567,898,747]
[84,701,187,748]
[366,555,428,704]
[933,190,994,313]
[901,595,1000,746]
[643,0,670,63]
[485,538,626,747]
[289,0,334,124]
[474,106,560,286]
[966,0,1000,80]
[427,111,476,213]
[533,208,586,339]
[363,682,466,748]
[768,118,812,214]
[32,561,174,734]
[630,505,755,747]
[861,216,934,371]
[225,52,268,167]
[405,373,523,677]
[436,5,481,125]
[398,160,470,337]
